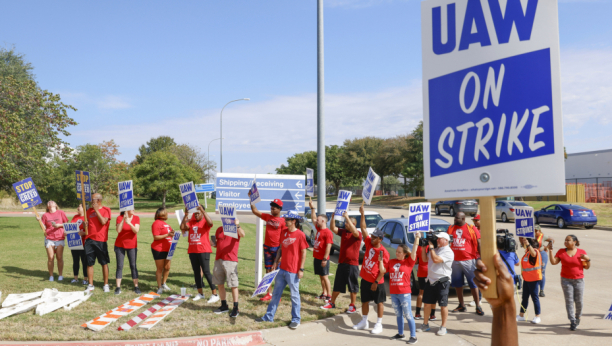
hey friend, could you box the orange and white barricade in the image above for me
[81,292,159,331]
[118,295,179,331]
[138,295,190,330]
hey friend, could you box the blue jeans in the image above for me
[391,293,416,337]
[521,280,541,315]
[262,269,301,323]
[538,250,548,291]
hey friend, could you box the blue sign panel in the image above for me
[195,183,215,193]
[12,177,42,210]
[408,203,431,233]
[252,269,280,297]
[166,231,181,260]
[75,171,92,202]
[65,223,84,250]
[515,206,535,238]
[216,173,305,212]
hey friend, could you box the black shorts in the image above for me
[333,263,359,293]
[84,239,110,267]
[314,258,330,276]
[422,279,451,307]
[151,249,169,261]
[360,278,386,304]
[418,277,427,292]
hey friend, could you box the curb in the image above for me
[0,331,265,346]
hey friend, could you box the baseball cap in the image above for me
[534,224,541,231]
[437,233,451,241]
[472,214,480,220]
[371,229,384,238]
[270,199,283,209]
[282,210,303,221]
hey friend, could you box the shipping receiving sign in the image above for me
[12,177,42,210]
[421,0,565,199]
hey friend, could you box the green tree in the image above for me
[402,121,424,195]
[39,156,79,207]
[167,143,216,183]
[0,47,35,83]
[135,136,176,165]
[133,151,200,208]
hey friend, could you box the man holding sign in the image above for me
[212,216,245,318]
[83,193,112,293]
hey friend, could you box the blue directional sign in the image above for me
[195,183,215,193]
[216,173,306,212]
[12,177,42,210]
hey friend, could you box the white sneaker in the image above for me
[157,287,164,295]
[371,323,383,334]
[436,327,447,336]
[71,279,78,283]
[83,280,88,285]
[58,276,63,281]
[193,294,205,301]
[49,276,54,282]
[531,316,541,324]
[207,294,220,304]
[103,284,110,293]
[353,318,369,330]
[516,315,526,322]
[162,283,171,291]
[86,285,95,291]
[468,301,476,307]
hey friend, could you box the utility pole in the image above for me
[317,0,326,215]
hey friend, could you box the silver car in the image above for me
[496,200,530,222]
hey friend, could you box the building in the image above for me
[565,148,612,179]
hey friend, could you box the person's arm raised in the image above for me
[201,205,213,227]
[343,211,362,239]
[359,202,367,233]
[236,219,246,238]
[428,243,444,264]
[248,191,263,218]
[116,216,125,233]
[421,244,428,263]
[547,243,560,265]
[309,196,317,226]
[126,216,140,234]
[179,207,190,231]
[329,213,339,235]
[410,232,422,261]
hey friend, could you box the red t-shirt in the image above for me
[279,230,309,274]
[260,213,287,247]
[313,227,333,260]
[187,217,212,254]
[387,257,416,294]
[360,237,390,284]
[556,248,588,280]
[338,228,363,266]
[416,247,428,278]
[70,215,85,232]
[215,226,241,262]
[448,224,480,261]
[41,210,69,241]
[85,207,112,242]
[151,220,173,252]
[114,215,139,249]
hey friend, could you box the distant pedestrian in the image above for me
[517,237,542,324]
[151,207,175,295]
[248,193,287,301]
[69,204,88,285]
[353,204,390,335]
[256,210,309,329]
[114,210,140,295]
[212,217,245,318]
[535,225,554,297]
[309,197,333,301]
[180,205,219,303]
[387,232,421,345]
[547,234,590,331]
[38,201,68,282]
[83,193,112,292]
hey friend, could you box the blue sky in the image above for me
[2,0,611,174]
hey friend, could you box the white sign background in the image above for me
[179,181,200,213]
[421,0,565,199]
[362,167,380,205]
[306,168,314,197]
[118,180,134,212]
[220,205,238,239]
[333,190,352,222]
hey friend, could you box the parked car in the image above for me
[496,200,530,222]
[534,204,597,229]
[435,200,478,216]
[376,217,451,292]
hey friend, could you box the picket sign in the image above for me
[333,190,352,222]
[118,296,178,331]
[604,303,612,321]
[179,181,199,213]
[12,177,45,232]
[362,167,380,205]
[515,206,535,238]
[249,179,262,205]
[2,291,43,308]
[252,270,279,297]
[306,168,314,197]
[138,295,190,330]
[220,204,238,239]
[81,292,159,331]
[408,203,431,232]
[118,180,134,212]
[65,223,84,250]
[0,298,44,321]
[75,170,91,236]
[166,231,182,260]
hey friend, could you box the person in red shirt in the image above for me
[256,211,309,330]
[212,217,246,318]
[180,205,219,303]
[114,209,140,295]
[248,195,287,301]
[447,212,483,315]
[472,214,481,231]
[321,210,362,313]
[387,233,421,343]
[69,204,88,285]
[151,207,176,295]
[81,193,112,292]
[308,197,333,301]
[353,203,390,335]
[415,247,437,321]
[38,200,69,282]
[547,234,590,331]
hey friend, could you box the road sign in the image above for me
[179,182,199,213]
[408,203,431,233]
[118,180,134,212]
[12,178,42,210]
[75,171,92,202]
[215,173,305,213]
[195,183,215,193]
[515,206,535,238]
[421,0,565,199]
[306,168,314,197]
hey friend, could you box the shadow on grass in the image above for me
[2,266,50,278]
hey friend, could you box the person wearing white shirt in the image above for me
[417,232,454,336]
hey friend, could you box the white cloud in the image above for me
[96,95,132,110]
[225,164,281,175]
[56,92,132,110]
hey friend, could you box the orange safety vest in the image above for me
[521,250,542,282]
[536,233,544,249]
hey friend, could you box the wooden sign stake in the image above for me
[479,196,498,299]
[80,172,89,236]
[32,206,46,233]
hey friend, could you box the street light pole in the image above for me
[208,137,224,183]
[317,0,326,215]
[220,98,250,172]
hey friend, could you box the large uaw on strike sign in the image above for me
[216,173,305,212]
[421,0,565,199]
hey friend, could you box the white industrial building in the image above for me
[565,149,612,179]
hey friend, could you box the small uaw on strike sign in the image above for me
[179,181,199,213]
[514,206,535,239]
[421,0,566,298]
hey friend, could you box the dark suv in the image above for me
[435,200,478,217]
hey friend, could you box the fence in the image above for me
[521,177,612,204]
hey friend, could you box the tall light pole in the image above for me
[220,98,250,172]
[317,0,326,215]
[208,137,224,183]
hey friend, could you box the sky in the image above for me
[2,0,611,174]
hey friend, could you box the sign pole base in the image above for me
[31,206,46,233]
[480,196,498,299]
[255,218,265,287]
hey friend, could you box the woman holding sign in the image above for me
[151,208,175,295]
[114,210,141,295]
[180,205,219,303]
[38,201,68,281]
[69,204,88,285]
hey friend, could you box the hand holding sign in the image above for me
[179,182,199,213]
[220,205,238,239]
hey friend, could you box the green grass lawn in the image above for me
[0,217,350,341]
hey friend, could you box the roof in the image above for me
[567,148,612,157]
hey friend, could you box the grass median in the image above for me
[0,216,350,341]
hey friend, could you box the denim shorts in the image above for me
[450,259,477,289]
[45,239,65,248]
